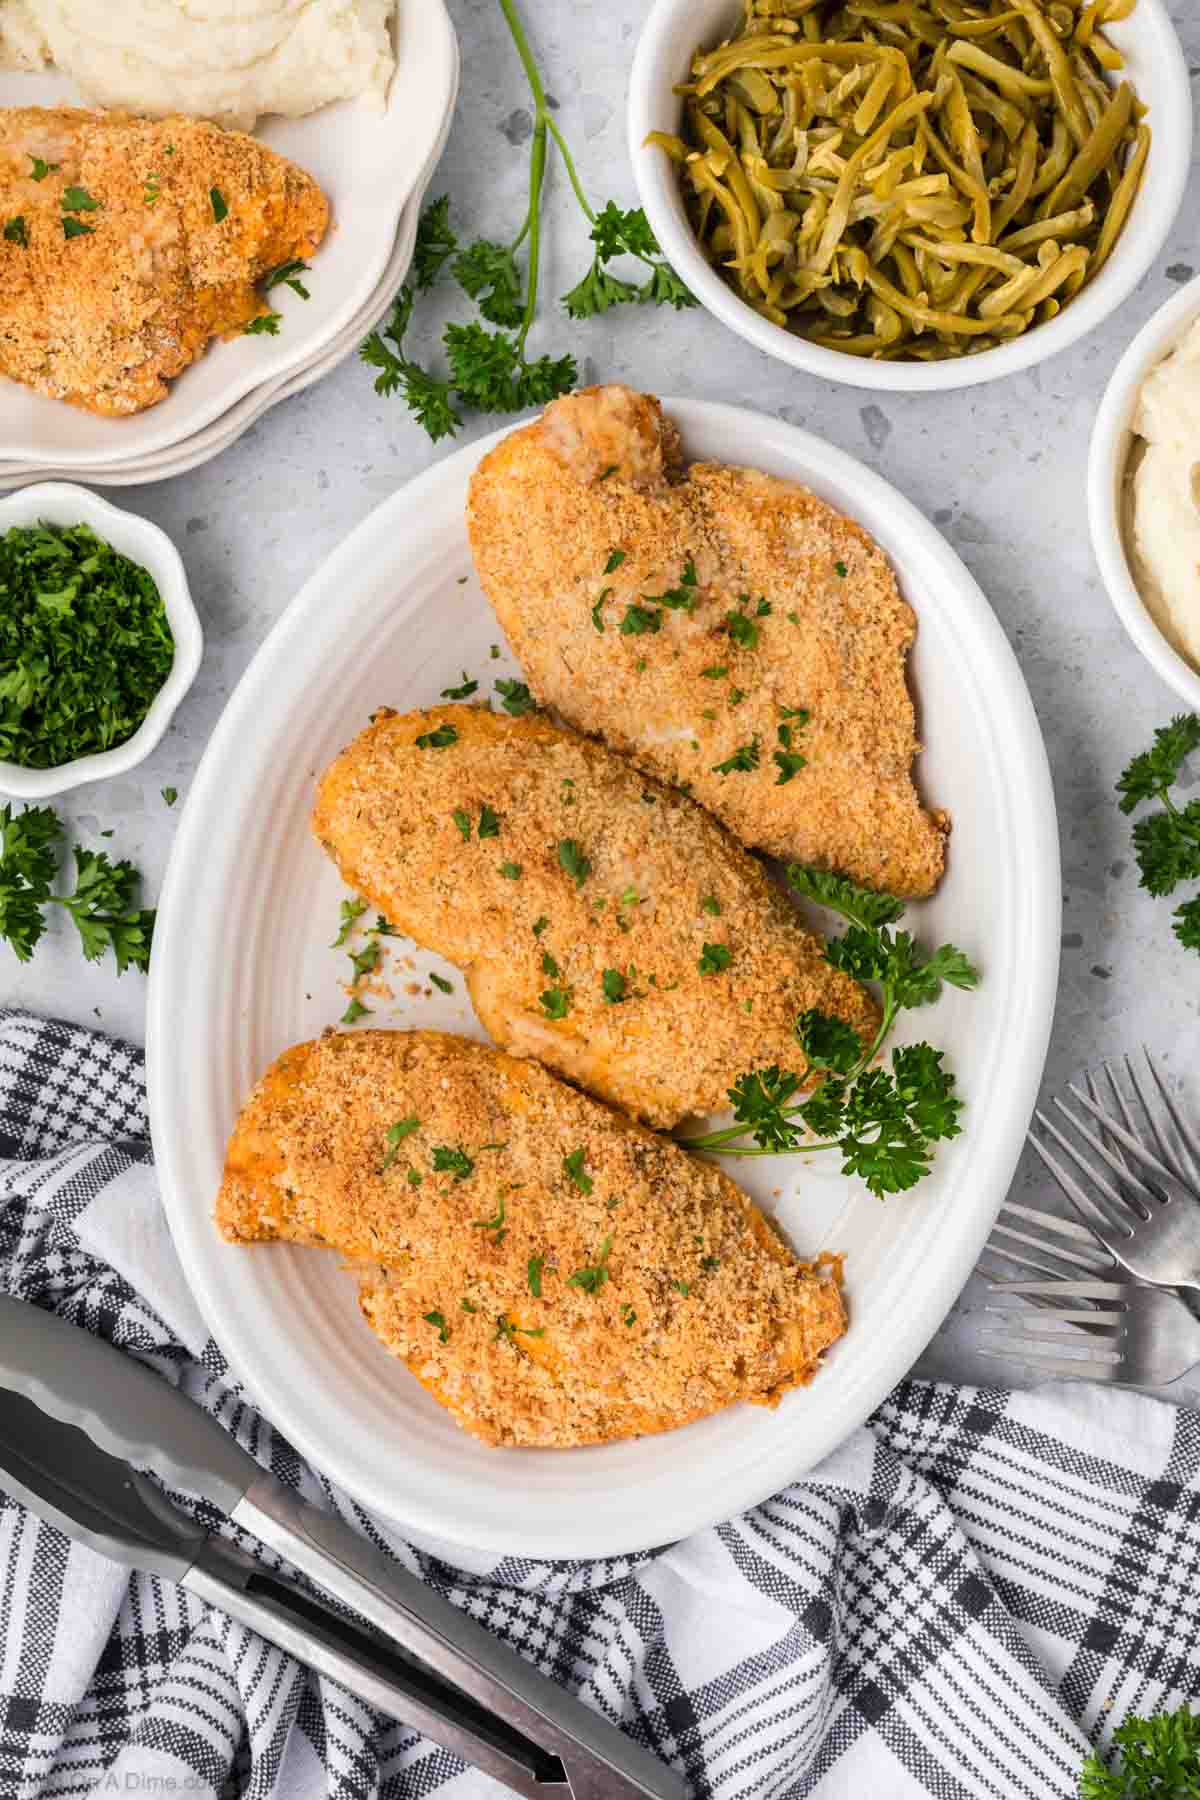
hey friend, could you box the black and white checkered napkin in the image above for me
[3,1005,1200,1800]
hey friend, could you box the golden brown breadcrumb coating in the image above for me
[466,383,948,897]
[216,1030,847,1448]
[0,108,328,415]
[312,704,879,1130]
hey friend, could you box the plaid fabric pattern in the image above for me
[2,1008,1200,1800]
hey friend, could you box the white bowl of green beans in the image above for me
[629,0,1192,391]
[0,484,202,800]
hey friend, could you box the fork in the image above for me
[980,1276,1200,1386]
[978,1198,1200,1382]
[1025,1049,1200,1291]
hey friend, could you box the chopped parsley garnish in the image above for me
[598,464,618,480]
[713,738,760,776]
[774,715,811,785]
[541,949,561,979]
[262,258,311,299]
[671,1279,690,1297]
[701,665,728,680]
[700,1255,721,1272]
[3,217,28,248]
[527,1255,544,1297]
[244,313,282,336]
[620,603,662,636]
[567,1234,611,1294]
[471,1195,506,1231]
[495,1314,545,1344]
[532,915,550,936]
[407,1167,423,1186]
[416,723,458,749]
[62,218,93,240]
[494,678,537,716]
[755,598,771,616]
[161,786,178,806]
[729,688,746,707]
[452,807,472,840]
[341,996,371,1024]
[604,548,626,574]
[601,968,627,1003]
[621,1305,637,1327]
[499,861,522,879]
[210,187,229,223]
[429,971,453,993]
[724,610,760,650]
[332,897,368,947]
[0,523,174,771]
[349,939,380,980]
[591,589,610,633]
[423,1310,450,1343]
[540,986,570,1018]
[557,839,591,887]
[432,1145,475,1181]
[834,561,848,577]
[61,186,99,213]
[440,671,478,699]
[698,942,732,975]
[28,156,58,180]
[478,803,500,838]
[563,1147,593,1194]
[700,894,721,916]
[381,1117,421,1171]
[461,1297,478,1311]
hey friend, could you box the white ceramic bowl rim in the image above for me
[628,0,1193,392]
[1087,273,1200,712]
[0,483,202,799]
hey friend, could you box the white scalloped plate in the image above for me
[0,0,457,465]
[147,401,1060,1559]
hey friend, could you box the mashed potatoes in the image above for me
[1128,319,1200,674]
[0,0,394,130]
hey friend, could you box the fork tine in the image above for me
[999,1201,1100,1245]
[984,1278,1126,1298]
[987,1311,1127,1328]
[1028,1118,1139,1239]
[977,1345,1123,1380]
[991,1221,1111,1275]
[1135,1049,1200,1188]
[1059,1088,1178,1203]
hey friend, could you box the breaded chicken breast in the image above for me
[467,384,948,897]
[0,108,327,415]
[216,1030,846,1447]
[312,704,879,1130]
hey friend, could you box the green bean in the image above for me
[660,0,1150,362]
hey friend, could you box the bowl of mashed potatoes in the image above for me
[1089,274,1200,710]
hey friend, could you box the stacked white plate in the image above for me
[0,0,459,490]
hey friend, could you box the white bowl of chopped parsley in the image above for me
[0,483,202,799]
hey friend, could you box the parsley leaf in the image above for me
[478,804,501,839]
[340,996,371,1024]
[432,1145,475,1181]
[724,611,760,649]
[441,671,478,699]
[3,216,28,248]
[244,312,282,336]
[527,1254,544,1297]
[698,942,732,975]
[471,1195,506,1231]
[713,738,760,775]
[601,968,627,1003]
[494,678,537,716]
[557,840,591,887]
[1116,716,1200,955]
[61,186,99,213]
[331,897,368,947]
[620,603,662,636]
[796,1009,863,1075]
[28,156,58,180]
[0,803,61,962]
[209,187,228,223]
[423,1310,450,1343]
[453,237,525,327]
[1079,1704,1200,1798]
[605,549,627,574]
[380,1117,421,1171]
[563,1147,593,1194]
[430,971,454,993]
[1117,714,1200,813]
[262,258,311,299]
[540,986,571,1018]
[499,861,522,879]
[786,866,907,930]
[567,1233,612,1294]
[416,723,458,749]
[412,195,458,290]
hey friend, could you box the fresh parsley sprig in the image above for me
[1116,714,1200,953]
[1079,1703,1200,1797]
[360,0,693,441]
[679,867,978,1197]
[0,804,154,974]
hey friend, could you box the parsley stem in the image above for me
[693,1139,838,1160]
[518,117,547,358]
[544,114,595,224]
